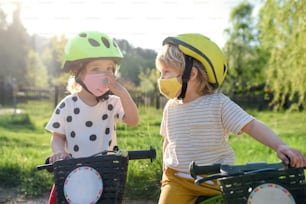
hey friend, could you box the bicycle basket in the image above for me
[53,154,128,204]
[219,168,306,204]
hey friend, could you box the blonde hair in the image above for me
[156,44,185,72]
[66,61,85,94]
[156,44,214,95]
[67,76,82,94]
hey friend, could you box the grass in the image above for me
[0,102,54,197]
[231,110,306,164]
[0,100,305,201]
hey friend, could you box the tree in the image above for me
[5,4,29,86]
[25,49,49,88]
[138,68,159,92]
[0,7,8,80]
[0,7,7,29]
[116,39,157,85]
[40,35,67,85]
[222,1,266,95]
[258,0,306,110]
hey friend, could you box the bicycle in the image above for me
[189,161,306,204]
[37,146,156,204]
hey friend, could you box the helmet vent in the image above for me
[79,33,87,38]
[223,64,227,74]
[88,38,100,47]
[102,37,110,48]
[113,41,118,48]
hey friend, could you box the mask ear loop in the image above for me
[177,55,193,99]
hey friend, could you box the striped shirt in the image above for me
[160,93,254,173]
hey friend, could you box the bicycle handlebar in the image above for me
[190,162,287,178]
[36,146,156,172]
[190,162,221,177]
[128,146,156,161]
[189,161,301,185]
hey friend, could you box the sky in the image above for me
[2,0,247,51]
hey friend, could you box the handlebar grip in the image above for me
[36,163,53,171]
[190,161,221,179]
[36,157,53,172]
[128,146,156,162]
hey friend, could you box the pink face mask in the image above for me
[83,73,110,96]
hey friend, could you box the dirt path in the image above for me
[0,196,48,204]
[0,197,155,204]
[0,188,156,204]
[0,188,48,204]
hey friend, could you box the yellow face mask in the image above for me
[158,77,182,99]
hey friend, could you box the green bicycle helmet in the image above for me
[163,33,228,88]
[62,31,123,72]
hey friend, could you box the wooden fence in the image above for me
[0,86,271,110]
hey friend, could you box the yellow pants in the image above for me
[158,168,221,204]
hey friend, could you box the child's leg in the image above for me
[48,184,56,204]
[158,168,221,204]
[159,178,195,204]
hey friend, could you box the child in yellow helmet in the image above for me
[156,33,306,204]
[45,31,139,204]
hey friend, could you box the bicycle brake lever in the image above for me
[244,166,287,175]
[115,149,128,157]
[195,172,229,185]
[220,162,286,175]
[36,155,73,172]
[195,165,284,185]
[36,163,53,171]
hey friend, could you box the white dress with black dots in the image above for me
[45,93,124,158]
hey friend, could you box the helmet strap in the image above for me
[74,66,93,96]
[178,55,193,99]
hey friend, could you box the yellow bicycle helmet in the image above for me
[163,33,228,88]
[62,31,123,72]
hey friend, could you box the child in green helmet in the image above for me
[45,31,139,204]
[156,33,306,204]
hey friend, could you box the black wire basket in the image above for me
[53,154,129,204]
[219,167,306,204]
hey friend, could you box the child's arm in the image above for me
[241,119,306,167]
[117,86,139,126]
[107,75,139,126]
[162,137,169,172]
[49,132,70,164]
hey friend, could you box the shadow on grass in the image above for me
[0,164,53,197]
[0,113,36,130]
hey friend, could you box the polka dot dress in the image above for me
[46,93,124,158]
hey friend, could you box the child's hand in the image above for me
[276,144,306,168]
[49,152,71,164]
[101,71,139,126]
[102,72,125,96]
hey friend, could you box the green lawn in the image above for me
[0,100,305,201]
[231,110,306,164]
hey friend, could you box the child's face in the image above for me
[80,59,116,96]
[84,59,116,75]
[157,61,181,80]
[157,61,183,99]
